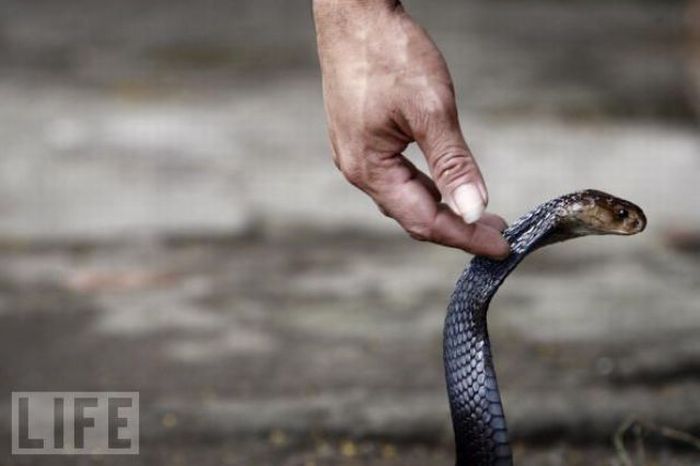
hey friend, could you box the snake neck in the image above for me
[444,200,561,466]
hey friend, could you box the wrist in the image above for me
[313,0,398,27]
[312,0,396,9]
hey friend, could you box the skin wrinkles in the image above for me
[313,0,509,258]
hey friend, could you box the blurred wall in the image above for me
[0,0,696,243]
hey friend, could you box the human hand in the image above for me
[313,0,510,259]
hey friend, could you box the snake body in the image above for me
[443,189,646,466]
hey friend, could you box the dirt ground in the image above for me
[1,232,699,465]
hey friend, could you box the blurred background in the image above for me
[0,0,698,465]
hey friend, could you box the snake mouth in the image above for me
[602,199,646,236]
[625,210,647,234]
[602,204,646,236]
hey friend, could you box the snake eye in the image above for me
[616,208,629,220]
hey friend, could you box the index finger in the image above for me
[366,153,510,258]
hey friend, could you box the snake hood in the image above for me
[444,189,646,466]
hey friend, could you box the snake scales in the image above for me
[444,189,646,466]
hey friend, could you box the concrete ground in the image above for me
[0,0,699,465]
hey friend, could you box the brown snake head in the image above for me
[561,189,647,237]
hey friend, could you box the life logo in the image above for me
[11,392,139,455]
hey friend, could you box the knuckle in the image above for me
[421,86,456,117]
[431,151,476,185]
[419,104,455,129]
[422,99,449,119]
[405,221,433,242]
[377,204,392,218]
[337,149,393,190]
[329,145,341,168]
[342,166,364,187]
[336,156,365,187]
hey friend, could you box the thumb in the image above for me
[413,112,488,224]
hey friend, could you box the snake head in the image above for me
[567,189,647,236]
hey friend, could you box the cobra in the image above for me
[443,189,646,466]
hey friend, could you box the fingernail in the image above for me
[446,197,458,214]
[452,184,485,224]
